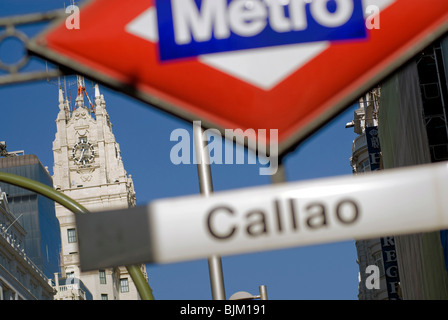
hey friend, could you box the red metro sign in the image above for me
[29,0,448,156]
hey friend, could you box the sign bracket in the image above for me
[0,10,65,86]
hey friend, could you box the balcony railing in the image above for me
[0,224,50,284]
[57,284,86,300]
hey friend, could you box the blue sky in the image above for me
[0,0,361,300]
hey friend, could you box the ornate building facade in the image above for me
[52,76,147,300]
[349,88,391,300]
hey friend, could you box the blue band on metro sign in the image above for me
[155,0,367,61]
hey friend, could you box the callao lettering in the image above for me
[206,198,360,241]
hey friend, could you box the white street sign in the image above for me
[77,162,448,270]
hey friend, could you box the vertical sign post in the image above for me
[193,121,226,300]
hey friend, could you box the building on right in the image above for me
[350,35,448,299]
[349,87,392,300]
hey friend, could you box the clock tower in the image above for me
[52,76,147,300]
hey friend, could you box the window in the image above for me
[67,228,77,243]
[120,278,129,293]
[101,294,108,300]
[358,159,371,173]
[99,270,106,284]
[373,251,385,276]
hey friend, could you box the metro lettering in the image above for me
[228,0,267,37]
[171,0,356,44]
[156,0,367,60]
[206,198,360,240]
[172,0,229,44]
[310,0,354,28]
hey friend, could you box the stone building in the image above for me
[52,76,147,300]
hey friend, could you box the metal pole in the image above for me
[193,121,226,300]
[259,285,268,300]
[271,156,286,184]
[4,213,23,232]
[0,9,65,26]
[0,70,64,86]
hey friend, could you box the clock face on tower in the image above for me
[72,138,95,165]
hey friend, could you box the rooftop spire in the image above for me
[94,83,100,99]
[74,75,95,114]
[59,87,64,104]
